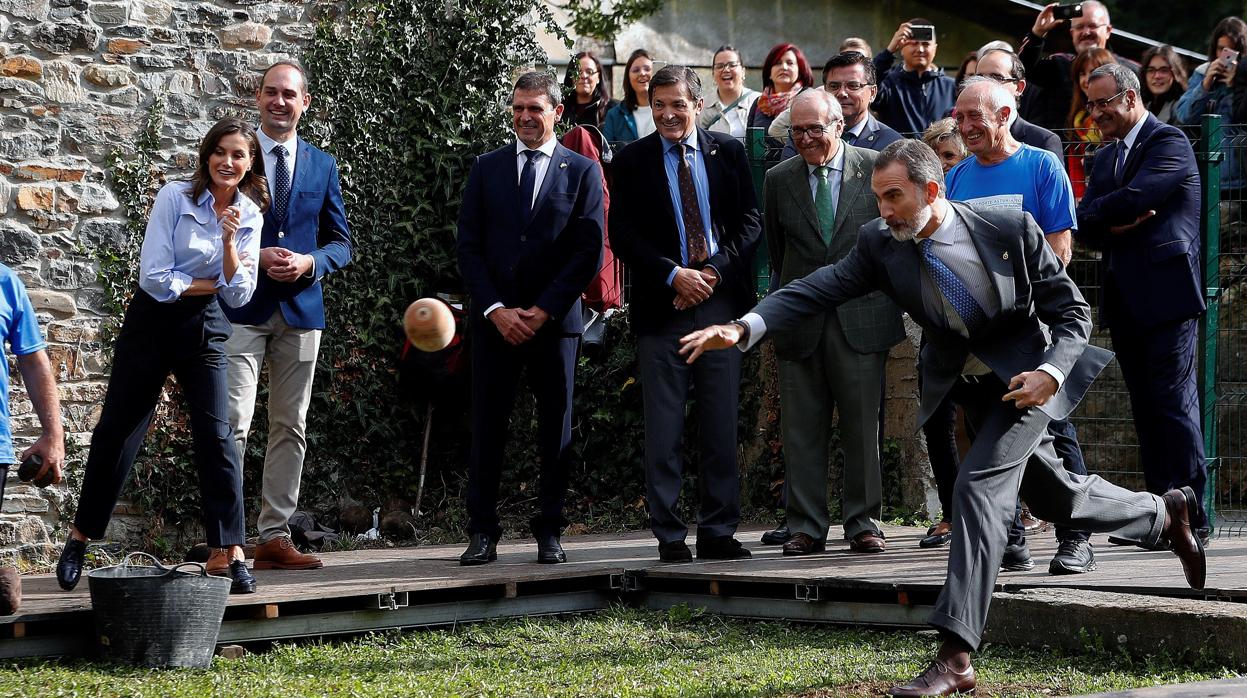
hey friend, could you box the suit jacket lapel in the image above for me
[882,234,924,310]
[699,128,724,234]
[526,144,567,225]
[649,134,678,227]
[290,137,313,197]
[783,159,821,238]
[833,145,866,237]
[955,203,1013,317]
[1120,113,1159,184]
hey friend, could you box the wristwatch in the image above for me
[729,319,751,345]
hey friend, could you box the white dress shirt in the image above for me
[257,127,298,196]
[483,136,560,318]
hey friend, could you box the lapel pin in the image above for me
[559,162,568,169]
[1002,251,1009,260]
[856,172,862,179]
[710,148,718,156]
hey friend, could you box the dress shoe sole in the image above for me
[459,554,497,566]
[537,555,566,564]
[230,580,257,594]
[1170,486,1206,590]
[253,560,324,570]
[918,534,952,549]
[782,545,826,556]
[1000,560,1035,572]
[1048,559,1097,575]
[849,544,886,554]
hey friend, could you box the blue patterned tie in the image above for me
[920,238,988,332]
[519,150,539,218]
[273,144,290,221]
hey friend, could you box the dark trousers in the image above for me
[74,291,246,547]
[1111,315,1208,530]
[638,292,741,543]
[465,316,578,539]
[932,374,1164,650]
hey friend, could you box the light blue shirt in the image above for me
[139,181,263,308]
[662,130,718,286]
[0,263,46,463]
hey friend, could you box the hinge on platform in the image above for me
[609,571,641,593]
[375,588,410,611]
[795,583,822,602]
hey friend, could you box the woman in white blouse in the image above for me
[56,118,267,595]
[699,45,760,139]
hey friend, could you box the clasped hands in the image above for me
[489,306,550,345]
[260,246,314,282]
[672,267,719,310]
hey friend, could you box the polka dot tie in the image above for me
[272,144,290,222]
[920,238,987,332]
[678,144,708,265]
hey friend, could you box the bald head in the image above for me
[790,88,844,166]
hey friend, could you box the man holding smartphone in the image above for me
[873,19,957,135]
[1018,1,1139,130]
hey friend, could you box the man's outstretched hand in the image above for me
[678,323,744,364]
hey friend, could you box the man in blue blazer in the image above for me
[456,71,605,566]
[1076,63,1209,535]
[223,61,352,571]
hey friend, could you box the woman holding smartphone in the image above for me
[1177,17,1247,199]
[56,118,267,595]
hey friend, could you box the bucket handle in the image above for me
[117,553,209,577]
[165,562,210,577]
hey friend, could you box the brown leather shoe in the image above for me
[849,530,886,553]
[205,548,230,575]
[782,532,826,556]
[919,521,953,549]
[1161,486,1206,590]
[254,536,324,570]
[887,660,976,696]
[1019,506,1048,534]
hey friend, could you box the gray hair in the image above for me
[792,88,843,123]
[1082,0,1109,20]
[648,64,703,102]
[959,75,1018,126]
[513,71,562,108]
[1088,62,1140,95]
[977,40,1013,57]
[875,138,946,196]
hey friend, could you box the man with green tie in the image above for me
[764,89,905,556]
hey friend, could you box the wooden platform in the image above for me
[3,525,1245,659]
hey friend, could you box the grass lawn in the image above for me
[0,605,1237,697]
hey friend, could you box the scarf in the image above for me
[756,84,802,118]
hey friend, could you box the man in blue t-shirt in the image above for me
[0,262,64,614]
[937,77,1096,578]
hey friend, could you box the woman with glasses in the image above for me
[748,42,812,133]
[1177,17,1247,202]
[1065,48,1118,198]
[1139,45,1188,124]
[602,49,655,143]
[561,51,616,129]
[699,45,759,139]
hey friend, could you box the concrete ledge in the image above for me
[1068,677,1247,697]
[985,588,1247,670]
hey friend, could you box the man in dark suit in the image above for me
[456,71,604,566]
[223,61,352,572]
[610,65,762,562]
[680,139,1206,696]
[1076,63,1209,535]
[973,48,1063,162]
[773,52,903,162]
[765,90,904,556]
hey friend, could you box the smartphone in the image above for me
[1053,4,1084,20]
[1220,47,1239,68]
[909,24,935,42]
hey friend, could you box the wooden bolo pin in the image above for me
[403,298,455,352]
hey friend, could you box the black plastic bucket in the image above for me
[87,552,232,668]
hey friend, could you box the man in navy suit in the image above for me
[1076,63,1209,535]
[456,71,604,566]
[609,65,762,562]
[223,61,352,571]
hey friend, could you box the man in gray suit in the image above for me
[679,139,1207,696]
[765,90,904,556]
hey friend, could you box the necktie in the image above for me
[1114,141,1127,185]
[678,144,709,265]
[920,238,988,333]
[272,144,290,222]
[814,165,835,245]
[519,150,539,218]
[843,131,857,146]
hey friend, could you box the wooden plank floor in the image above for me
[7,525,1246,625]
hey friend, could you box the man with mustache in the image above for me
[679,138,1207,696]
[1018,1,1140,130]
[222,61,352,573]
[456,71,604,565]
[609,65,762,562]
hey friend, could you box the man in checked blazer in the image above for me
[764,90,904,556]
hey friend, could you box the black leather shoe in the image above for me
[1162,486,1206,590]
[696,536,752,560]
[57,538,87,591]
[658,540,692,562]
[460,533,498,566]
[536,535,566,564]
[1049,539,1097,575]
[760,523,791,545]
[1000,541,1034,571]
[227,560,257,594]
[919,521,953,549]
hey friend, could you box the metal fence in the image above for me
[737,117,1246,537]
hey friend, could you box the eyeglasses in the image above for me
[825,81,872,93]
[789,121,840,139]
[577,69,599,78]
[980,72,1021,84]
[1144,66,1174,76]
[713,61,741,71]
[1085,88,1128,112]
[1071,22,1109,33]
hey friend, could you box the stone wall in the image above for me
[0,0,321,561]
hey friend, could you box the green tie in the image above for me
[814,165,835,245]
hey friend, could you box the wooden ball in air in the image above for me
[403,298,454,352]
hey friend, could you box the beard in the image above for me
[886,203,932,242]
